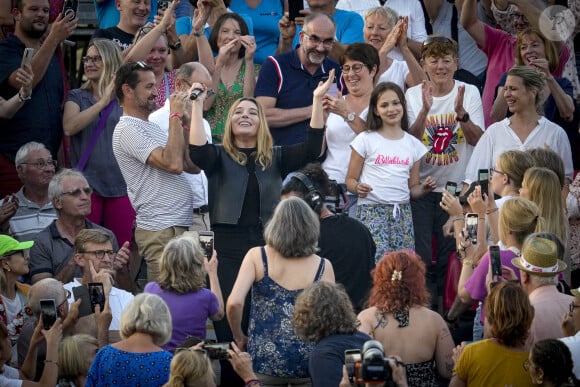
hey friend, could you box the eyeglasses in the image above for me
[570,301,580,313]
[82,55,102,64]
[61,187,93,198]
[302,32,335,49]
[1,250,26,259]
[20,159,57,169]
[423,36,453,46]
[510,12,528,22]
[341,63,365,74]
[57,289,72,312]
[490,167,511,182]
[79,249,117,260]
[131,61,149,71]
[135,26,154,42]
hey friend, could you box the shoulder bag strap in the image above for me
[76,100,116,171]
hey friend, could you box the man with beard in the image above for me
[112,62,197,283]
[255,13,343,146]
[0,0,76,197]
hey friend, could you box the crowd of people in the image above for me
[0,0,579,385]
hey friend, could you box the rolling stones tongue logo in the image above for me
[432,126,453,154]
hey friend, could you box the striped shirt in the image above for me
[4,187,57,242]
[112,116,193,231]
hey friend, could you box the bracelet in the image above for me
[18,89,31,102]
[451,216,464,223]
[244,379,261,387]
[486,207,498,214]
[169,112,183,120]
[193,30,204,37]
[462,259,475,268]
[44,359,58,365]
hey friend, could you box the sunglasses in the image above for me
[423,36,453,46]
[61,187,93,198]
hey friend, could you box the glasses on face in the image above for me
[570,301,580,313]
[302,32,335,49]
[510,13,528,22]
[82,55,102,64]
[57,289,72,312]
[1,250,26,260]
[20,159,57,169]
[79,249,117,260]
[341,63,365,74]
[61,187,93,198]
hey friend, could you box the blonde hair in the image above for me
[163,350,215,387]
[496,150,534,190]
[157,235,207,294]
[82,39,123,99]
[58,334,98,381]
[498,197,545,246]
[522,167,567,244]
[222,98,273,170]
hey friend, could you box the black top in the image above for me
[92,27,134,51]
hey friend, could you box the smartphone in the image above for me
[489,245,502,276]
[203,342,230,360]
[465,213,478,245]
[288,0,304,21]
[72,285,93,317]
[88,282,105,313]
[21,48,34,68]
[327,82,339,98]
[40,299,57,330]
[478,169,489,197]
[198,231,214,259]
[344,349,361,383]
[176,335,202,351]
[445,181,458,196]
[61,0,78,19]
[158,0,170,11]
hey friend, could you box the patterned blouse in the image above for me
[247,246,325,378]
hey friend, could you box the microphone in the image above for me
[189,89,203,100]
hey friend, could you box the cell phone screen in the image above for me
[199,231,214,259]
[40,299,57,330]
[466,213,478,244]
[478,169,489,195]
[88,283,105,313]
[490,245,502,276]
[203,342,230,360]
[445,182,457,196]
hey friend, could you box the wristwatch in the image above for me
[345,111,356,123]
[457,112,470,122]
[168,40,182,50]
[192,30,204,37]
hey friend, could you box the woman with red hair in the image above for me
[357,250,454,386]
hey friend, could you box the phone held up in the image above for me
[288,0,304,21]
[445,181,458,196]
[88,282,105,313]
[465,213,478,245]
[489,245,502,277]
[40,299,57,330]
[198,231,214,260]
[478,169,489,197]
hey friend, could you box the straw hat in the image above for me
[511,237,567,277]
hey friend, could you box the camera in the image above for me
[345,340,396,386]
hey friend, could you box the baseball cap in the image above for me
[0,235,34,257]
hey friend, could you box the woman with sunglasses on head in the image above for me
[196,12,259,143]
[525,339,580,387]
[491,28,575,131]
[0,235,34,366]
[363,7,425,91]
[62,39,135,255]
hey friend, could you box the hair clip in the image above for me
[391,270,402,281]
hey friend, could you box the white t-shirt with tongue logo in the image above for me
[405,80,484,192]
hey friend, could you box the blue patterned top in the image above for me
[85,345,173,387]
[247,247,325,378]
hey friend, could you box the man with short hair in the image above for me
[112,61,197,282]
[281,163,376,312]
[512,234,573,343]
[149,62,213,232]
[255,13,343,146]
[92,0,152,50]
[0,0,77,196]
[29,169,130,285]
[64,229,133,344]
[0,142,57,241]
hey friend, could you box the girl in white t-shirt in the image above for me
[346,82,436,263]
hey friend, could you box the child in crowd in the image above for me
[346,82,435,263]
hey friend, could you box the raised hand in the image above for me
[15,64,33,98]
[421,80,433,112]
[313,68,335,99]
[278,13,296,41]
[239,35,256,61]
[454,84,466,117]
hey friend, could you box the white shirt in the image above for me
[322,107,369,184]
[560,332,580,379]
[377,60,410,91]
[350,131,427,204]
[149,99,212,208]
[337,0,428,61]
[64,278,134,330]
[112,115,194,230]
[464,117,574,183]
[406,80,484,191]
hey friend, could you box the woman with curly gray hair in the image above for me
[292,282,370,387]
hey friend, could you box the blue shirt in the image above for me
[229,0,284,64]
[94,0,158,29]
[291,8,364,48]
[255,48,343,145]
[0,35,63,161]
[175,13,254,39]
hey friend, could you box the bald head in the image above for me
[28,278,67,317]
[175,62,212,92]
[303,12,336,34]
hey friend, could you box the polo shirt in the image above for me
[0,35,63,162]
[6,187,57,242]
[255,48,343,145]
[29,220,118,279]
[528,285,573,343]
